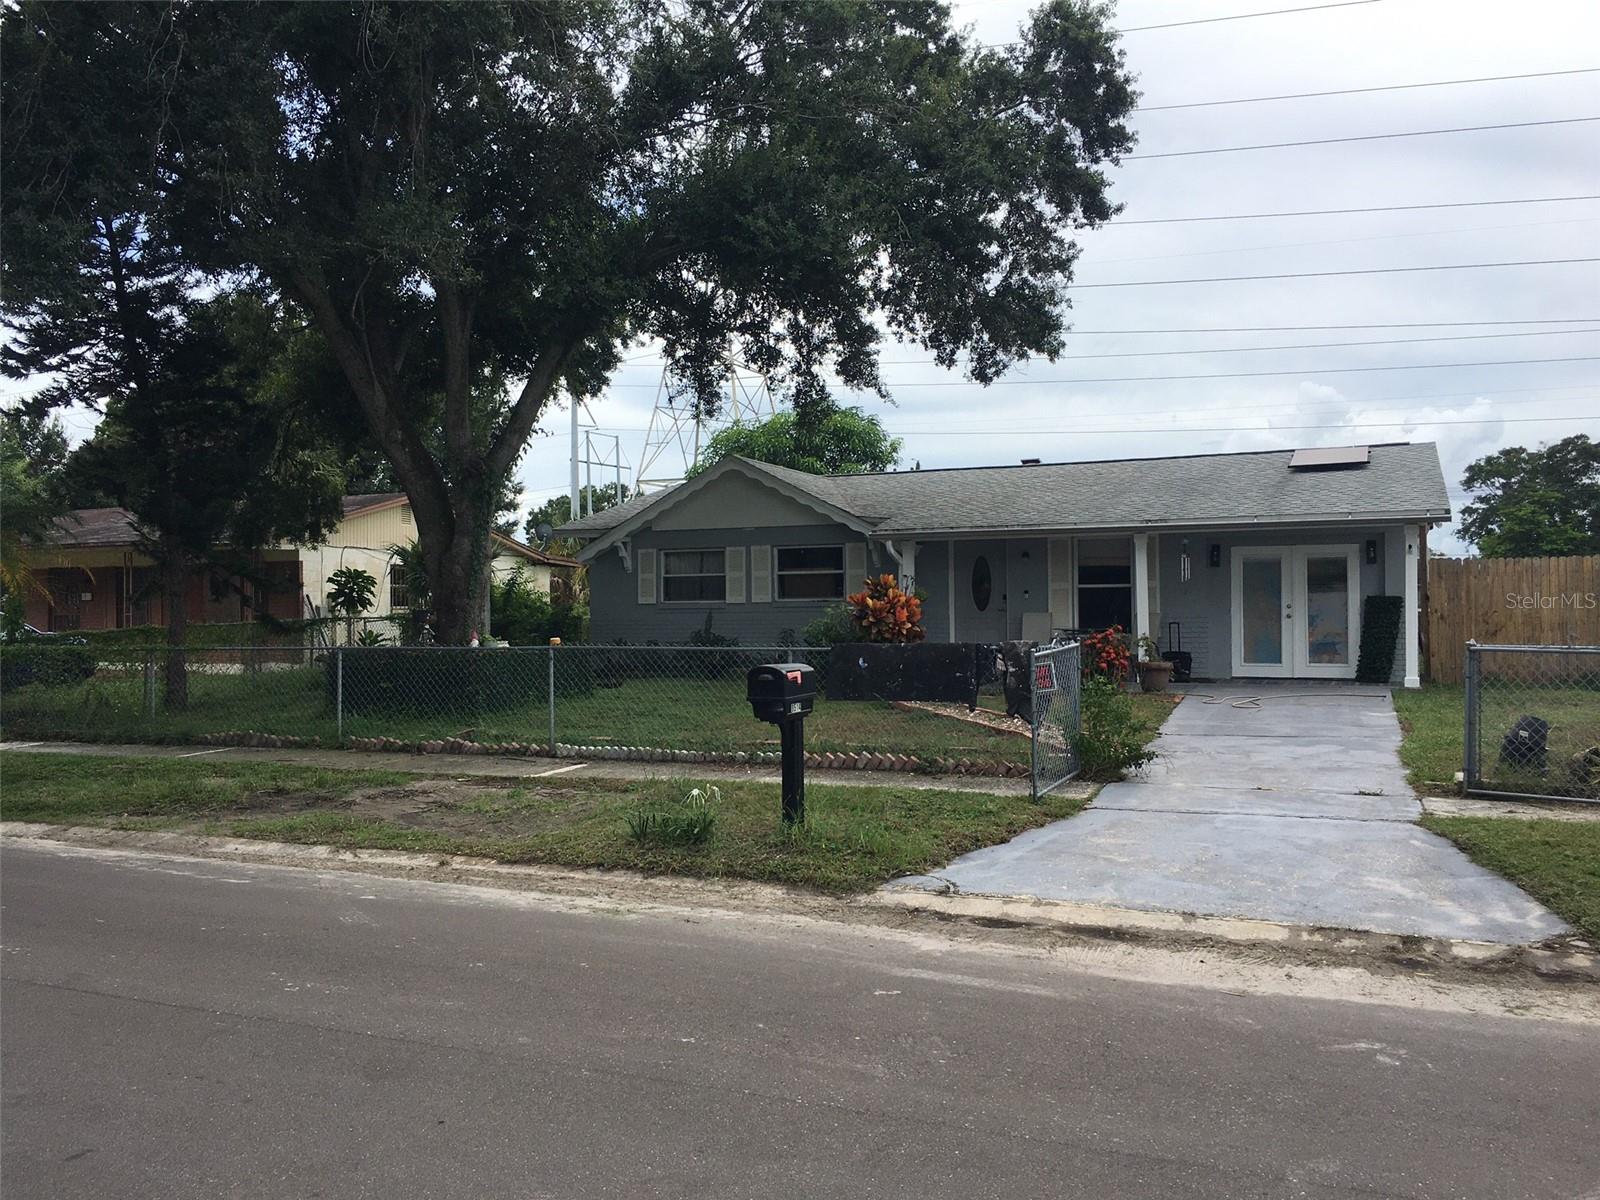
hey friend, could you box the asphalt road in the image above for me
[3,840,1597,1200]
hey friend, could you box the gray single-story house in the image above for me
[558,442,1451,687]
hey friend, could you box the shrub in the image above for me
[1072,675,1157,781]
[0,642,98,693]
[846,574,924,643]
[625,786,718,846]
[1355,595,1404,684]
[326,566,377,618]
[1081,625,1131,682]
[801,603,858,647]
[490,568,587,645]
[685,611,737,647]
[329,646,544,715]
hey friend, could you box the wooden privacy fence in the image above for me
[1426,555,1600,684]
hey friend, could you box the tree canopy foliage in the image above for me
[3,0,1135,641]
[689,405,902,478]
[1459,434,1600,558]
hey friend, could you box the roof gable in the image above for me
[564,456,874,561]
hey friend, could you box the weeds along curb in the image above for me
[181,730,1032,779]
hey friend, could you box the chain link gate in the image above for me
[1464,642,1600,804]
[1029,641,1082,797]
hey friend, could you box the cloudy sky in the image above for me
[528,0,1599,553]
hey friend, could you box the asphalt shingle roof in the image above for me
[41,507,142,548]
[558,442,1451,541]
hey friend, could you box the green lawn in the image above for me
[0,753,410,824]
[1,659,1031,766]
[0,752,1084,893]
[1394,684,1600,798]
[1420,815,1600,942]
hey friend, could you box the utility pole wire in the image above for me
[1137,67,1600,110]
[1123,116,1599,160]
[1111,194,1600,226]
[1073,258,1600,288]
[1113,1,1382,33]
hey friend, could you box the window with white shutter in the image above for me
[750,545,772,603]
[845,541,868,590]
[637,547,657,605]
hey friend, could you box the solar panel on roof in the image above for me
[1288,445,1370,470]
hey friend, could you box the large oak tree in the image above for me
[4,0,1135,642]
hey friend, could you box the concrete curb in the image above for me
[4,821,1594,985]
[867,885,1600,983]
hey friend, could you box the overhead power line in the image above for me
[1054,319,1600,334]
[1074,257,1600,288]
[587,384,1597,433]
[1114,1,1382,34]
[864,355,1600,388]
[609,355,1598,388]
[971,328,1600,362]
[1123,116,1600,160]
[1112,194,1600,225]
[876,414,1593,437]
[876,328,1600,366]
[882,389,1587,430]
[1137,67,1600,110]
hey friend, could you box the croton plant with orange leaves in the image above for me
[846,574,926,643]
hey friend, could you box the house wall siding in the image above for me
[1155,525,1400,679]
[915,540,952,642]
[588,522,870,645]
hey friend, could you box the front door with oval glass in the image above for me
[1231,545,1360,680]
[952,539,1009,642]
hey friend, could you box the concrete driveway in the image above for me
[890,686,1569,944]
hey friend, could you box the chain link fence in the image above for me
[1029,641,1082,797]
[2,641,1039,776]
[1464,642,1600,803]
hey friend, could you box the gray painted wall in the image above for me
[588,522,872,644]
[1155,525,1401,680]
[915,540,952,643]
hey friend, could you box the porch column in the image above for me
[896,540,917,594]
[1403,524,1421,689]
[1131,532,1152,657]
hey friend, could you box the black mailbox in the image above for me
[746,661,816,824]
[746,662,816,723]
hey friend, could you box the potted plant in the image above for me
[1134,634,1174,693]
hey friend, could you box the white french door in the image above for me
[1231,545,1360,680]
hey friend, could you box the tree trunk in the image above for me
[429,529,488,645]
[160,541,190,711]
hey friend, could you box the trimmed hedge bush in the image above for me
[329,647,548,716]
[0,643,98,693]
[1355,595,1404,684]
[822,642,981,703]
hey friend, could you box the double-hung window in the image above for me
[661,549,726,603]
[775,546,845,600]
[1076,537,1133,631]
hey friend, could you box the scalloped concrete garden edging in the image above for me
[186,730,1029,779]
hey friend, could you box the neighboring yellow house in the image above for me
[24,493,577,632]
[303,493,577,620]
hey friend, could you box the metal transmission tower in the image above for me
[566,397,631,518]
[633,359,777,493]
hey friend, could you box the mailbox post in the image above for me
[746,662,816,825]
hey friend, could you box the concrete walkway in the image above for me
[889,686,1570,944]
